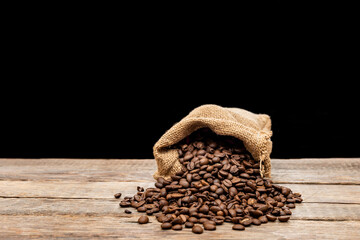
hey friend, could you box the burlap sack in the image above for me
[153,104,273,180]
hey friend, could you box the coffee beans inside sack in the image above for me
[118,127,302,234]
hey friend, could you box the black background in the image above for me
[1,3,358,159]
[1,83,358,159]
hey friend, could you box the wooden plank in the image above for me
[0,198,359,221]
[0,158,359,184]
[0,215,359,239]
[0,181,359,203]
[271,158,360,185]
[0,158,157,182]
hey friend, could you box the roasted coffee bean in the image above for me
[223,179,233,188]
[228,209,237,218]
[185,221,194,228]
[138,216,149,224]
[184,154,194,161]
[124,209,132,214]
[282,187,291,196]
[199,218,208,224]
[250,209,263,217]
[188,216,198,223]
[171,217,184,225]
[203,222,216,230]
[119,201,131,207]
[232,224,245,230]
[179,179,190,188]
[192,225,204,234]
[252,218,261,225]
[215,187,224,195]
[137,206,147,212]
[240,173,250,178]
[266,214,277,222]
[200,158,209,165]
[161,222,172,229]
[240,218,252,226]
[278,215,290,222]
[172,224,183,230]
[114,193,122,199]
[287,203,296,208]
[199,205,209,214]
[259,215,268,223]
[284,209,292,215]
[210,185,218,192]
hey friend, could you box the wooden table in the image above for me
[0,158,359,239]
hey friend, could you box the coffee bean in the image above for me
[252,218,261,225]
[172,224,183,230]
[219,170,229,176]
[228,209,237,218]
[161,222,172,229]
[287,203,296,208]
[240,218,252,226]
[259,215,268,223]
[284,209,292,215]
[200,158,209,165]
[119,201,131,207]
[240,173,250,178]
[187,162,195,170]
[203,222,216,230]
[282,187,291,196]
[257,204,269,212]
[188,216,198,223]
[250,209,263,217]
[124,209,132,214]
[184,154,194,161]
[215,187,224,195]
[192,225,204,234]
[199,205,209,214]
[266,214,277,222]
[171,217,183,225]
[114,193,122,199]
[185,221,194,228]
[137,206,146,212]
[232,224,245,230]
[179,179,190,188]
[223,179,232,188]
[138,216,149,224]
[199,218,208,224]
[278,216,291,222]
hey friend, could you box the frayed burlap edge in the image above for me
[153,104,272,180]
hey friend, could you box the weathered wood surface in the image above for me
[0,181,359,203]
[1,216,359,240]
[0,198,359,221]
[0,158,359,239]
[0,158,359,184]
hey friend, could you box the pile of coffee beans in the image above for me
[118,128,302,234]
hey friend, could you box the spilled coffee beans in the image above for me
[118,128,302,234]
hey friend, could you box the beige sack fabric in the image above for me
[153,104,273,180]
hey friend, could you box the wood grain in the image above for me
[1,181,359,203]
[0,198,359,221]
[0,215,359,239]
[0,158,359,184]
[0,158,359,239]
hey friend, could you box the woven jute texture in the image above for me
[153,104,273,180]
